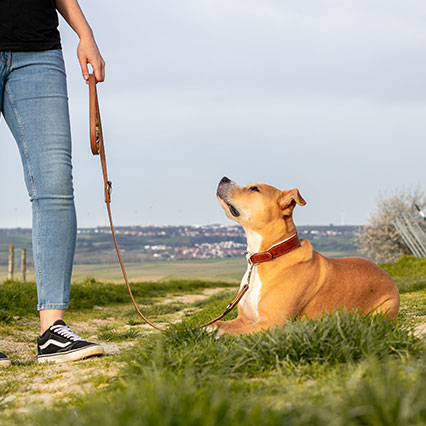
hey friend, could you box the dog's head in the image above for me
[216,177,306,233]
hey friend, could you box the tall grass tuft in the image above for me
[127,311,424,380]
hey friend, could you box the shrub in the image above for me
[357,188,426,263]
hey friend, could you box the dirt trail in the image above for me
[159,287,228,306]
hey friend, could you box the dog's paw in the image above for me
[205,325,226,338]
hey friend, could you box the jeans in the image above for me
[0,50,76,310]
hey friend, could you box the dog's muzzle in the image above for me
[217,177,240,217]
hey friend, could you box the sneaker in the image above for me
[0,352,11,367]
[37,320,104,364]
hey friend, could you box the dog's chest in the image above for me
[239,264,262,322]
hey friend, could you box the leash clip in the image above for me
[245,251,254,265]
[105,180,112,203]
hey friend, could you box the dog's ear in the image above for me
[278,189,306,216]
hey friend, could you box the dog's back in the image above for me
[298,246,400,319]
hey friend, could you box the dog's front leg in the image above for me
[207,317,252,336]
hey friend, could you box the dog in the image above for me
[212,177,400,336]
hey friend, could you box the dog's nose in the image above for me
[220,176,231,184]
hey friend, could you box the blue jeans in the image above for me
[0,50,76,310]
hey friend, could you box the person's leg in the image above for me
[0,53,11,367]
[2,50,76,334]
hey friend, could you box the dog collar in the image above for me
[246,233,300,265]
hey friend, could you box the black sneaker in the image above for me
[0,352,11,367]
[37,320,104,364]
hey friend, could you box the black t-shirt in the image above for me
[0,0,61,51]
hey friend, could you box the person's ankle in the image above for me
[39,309,66,335]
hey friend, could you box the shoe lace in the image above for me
[51,324,84,341]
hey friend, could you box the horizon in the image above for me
[1,223,361,231]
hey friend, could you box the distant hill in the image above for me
[0,224,360,267]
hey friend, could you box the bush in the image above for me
[357,188,426,263]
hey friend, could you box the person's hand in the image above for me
[77,36,105,83]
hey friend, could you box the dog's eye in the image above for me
[249,186,260,192]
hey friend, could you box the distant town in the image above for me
[0,224,359,265]
[77,224,358,261]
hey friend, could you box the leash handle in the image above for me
[89,74,101,155]
[88,73,247,332]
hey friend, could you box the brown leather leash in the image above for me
[88,74,251,332]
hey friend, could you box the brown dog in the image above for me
[213,177,400,336]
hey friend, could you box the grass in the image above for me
[135,311,423,379]
[97,326,142,342]
[0,278,236,321]
[1,257,426,425]
[381,255,426,293]
[0,257,247,283]
[9,310,426,426]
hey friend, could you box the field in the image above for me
[0,256,425,425]
[0,226,360,283]
[0,258,246,283]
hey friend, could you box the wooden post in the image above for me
[21,248,27,282]
[8,244,14,280]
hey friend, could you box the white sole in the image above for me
[0,359,11,368]
[37,345,105,364]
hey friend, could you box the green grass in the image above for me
[19,361,426,426]
[399,291,426,321]
[381,256,426,293]
[1,257,426,425]
[0,278,237,321]
[97,326,142,342]
[0,257,247,283]
[12,308,426,426]
[131,311,423,379]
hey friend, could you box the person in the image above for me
[0,0,105,366]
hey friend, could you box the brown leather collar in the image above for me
[247,233,300,264]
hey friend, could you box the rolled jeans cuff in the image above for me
[38,303,69,311]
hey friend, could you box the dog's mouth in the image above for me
[227,203,240,217]
[217,194,240,218]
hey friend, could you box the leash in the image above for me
[88,74,250,332]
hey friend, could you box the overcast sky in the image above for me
[1,0,425,228]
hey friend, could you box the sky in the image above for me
[0,0,425,228]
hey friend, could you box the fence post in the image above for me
[8,244,14,280]
[21,248,27,282]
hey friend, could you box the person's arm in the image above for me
[56,0,105,83]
